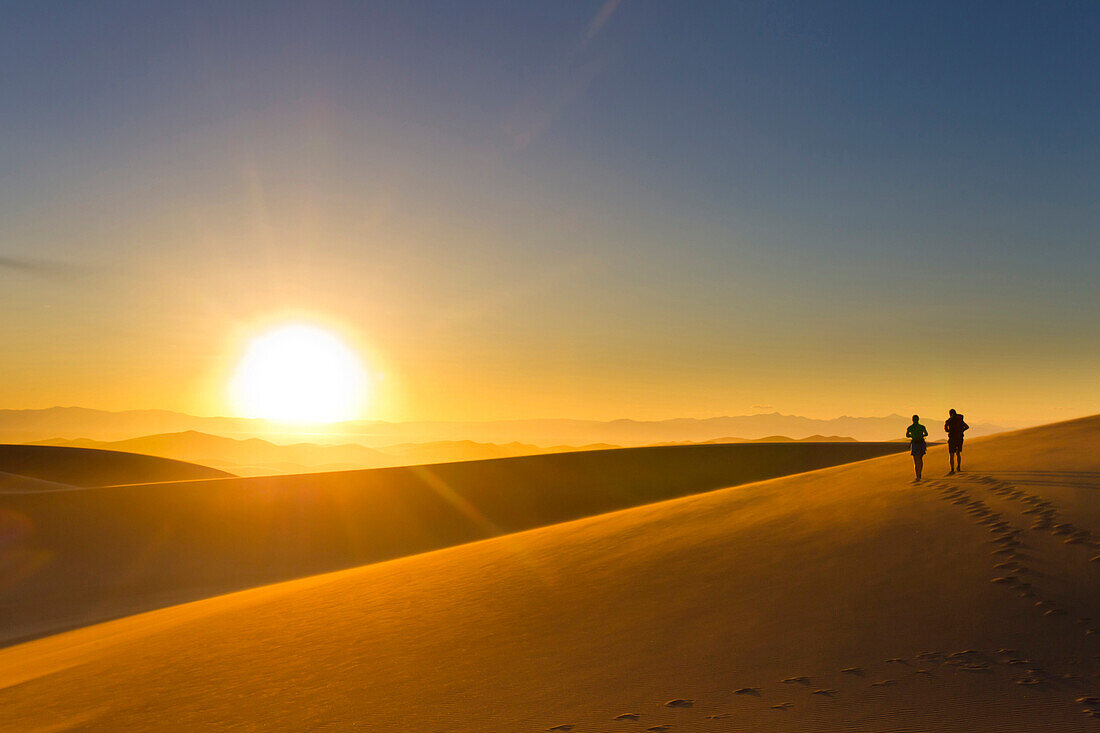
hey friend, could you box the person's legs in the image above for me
[914,455,923,480]
[957,446,962,471]
[949,449,957,473]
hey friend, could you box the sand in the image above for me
[0,444,233,489]
[2,419,1099,730]
[0,442,902,646]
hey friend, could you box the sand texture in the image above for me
[0,442,902,646]
[3,420,1100,730]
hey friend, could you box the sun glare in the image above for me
[230,323,368,423]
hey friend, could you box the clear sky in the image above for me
[2,1,1098,424]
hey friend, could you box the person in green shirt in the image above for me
[906,414,928,481]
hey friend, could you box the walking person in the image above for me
[944,409,969,474]
[907,414,928,481]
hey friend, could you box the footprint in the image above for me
[614,713,640,720]
[646,727,671,732]
[885,657,908,664]
[770,702,793,710]
[840,667,865,675]
[548,726,574,731]
[733,687,761,696]
[870,679,898,686]
[706,713,731,719]
[812,689,838,696]
[664,699,693,708]
[782,676,811,684]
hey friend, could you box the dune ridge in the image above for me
[0,444,233,488]
[0,442,903,647]
[1,416,1097,731]
[30,431,623,476]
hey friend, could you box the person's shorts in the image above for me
[948,438,963,454]
[911,441,927,457]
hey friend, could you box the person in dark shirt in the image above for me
[906,414,928,481]
[944,409,969,474]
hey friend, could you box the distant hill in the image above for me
[0,407,1014,445]
[0,444,232,488]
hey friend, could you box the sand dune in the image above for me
[3,420,1098,730]
[0,442,901,647]
[31,431,394,476]
[32,431,625,475]
[0,444,233,489]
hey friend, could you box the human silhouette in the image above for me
[944,409,969,474]
[906,414,928,481]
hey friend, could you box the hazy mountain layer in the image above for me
[0,406,1011,444]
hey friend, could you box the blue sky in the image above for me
[1,1,1098,423]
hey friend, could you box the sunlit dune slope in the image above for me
[0,442,901,646]
[0,444,233,489]
[3,417,1100,732]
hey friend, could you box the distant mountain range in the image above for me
[1,406,1013,446]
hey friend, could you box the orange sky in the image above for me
[3,4,1099,427]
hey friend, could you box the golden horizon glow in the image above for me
[229,323,369,423]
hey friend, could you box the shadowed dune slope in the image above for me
[0,442,903,646]
[0,444,233,489]
[3,418,1100,731]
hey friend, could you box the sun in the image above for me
[230,323,369,423]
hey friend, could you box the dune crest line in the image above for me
[0,442,902,646]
